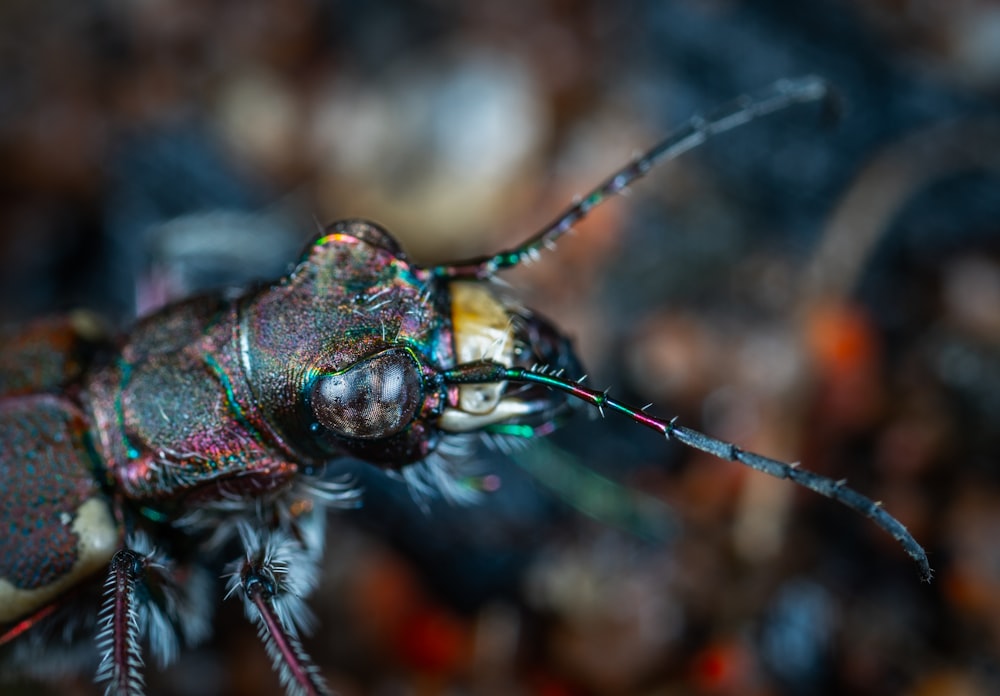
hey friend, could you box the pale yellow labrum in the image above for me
[449,281,515,416]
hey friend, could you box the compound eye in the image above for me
[310,349,423,440]
[329,220,406,259]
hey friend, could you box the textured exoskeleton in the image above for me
[0,77,929,696]
[1,221,579,695]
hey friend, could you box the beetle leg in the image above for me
[94,534,213,696]
[226,525,329,696]
[95,547,148,696]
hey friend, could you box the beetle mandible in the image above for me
[0,76,930,696]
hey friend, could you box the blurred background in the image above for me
[2,0,1000,694]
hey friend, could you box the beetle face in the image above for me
[240,219,581,470]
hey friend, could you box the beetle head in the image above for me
[239,220,582,474]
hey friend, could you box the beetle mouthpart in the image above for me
[448,281,515,417]
[440,281,583,433]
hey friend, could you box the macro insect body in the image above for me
[0,75,930,696]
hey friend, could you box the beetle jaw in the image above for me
[439,281,583,434]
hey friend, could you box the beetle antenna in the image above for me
[443,360,932,581]
[432,75,832,280]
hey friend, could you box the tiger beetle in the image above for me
[0,76,930,696]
